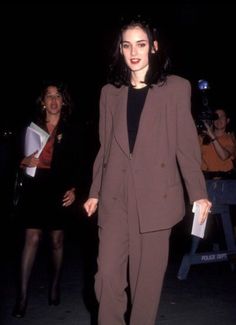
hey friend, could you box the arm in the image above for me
[84,198,99,217]
[88,86,108,199]
[62,187,76,207]
[203,121,235,160]
[193,198,212,224]
[176,80,211,223]
[20,151,39,168]
[84,86,112,216]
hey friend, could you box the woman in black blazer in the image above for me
[12,80,79,318]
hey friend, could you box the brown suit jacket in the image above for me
[89,75,207,233]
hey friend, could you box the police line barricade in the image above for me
[177,179,236,280]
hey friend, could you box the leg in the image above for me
[129,228,171,325]
[49,229,64,305]
[13,228,42,317]
[95,204,129,325]
[126,170,171,325]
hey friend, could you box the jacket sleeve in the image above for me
[89,85,112,199]
[176,80,208,202]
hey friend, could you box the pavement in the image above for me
[1,208,236,325]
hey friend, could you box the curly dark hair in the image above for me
[107,15,171,88]
[35,80,73,129]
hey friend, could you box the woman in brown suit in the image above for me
[84,16,212,325]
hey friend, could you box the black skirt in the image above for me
[16,168,69,230]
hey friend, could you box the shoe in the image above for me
[48,296,60,306]
[48,287,60,306]
[12,299,27,318]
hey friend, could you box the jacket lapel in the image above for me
[133,85,163,155]
[113,86,130,158]
[113,84,163,158]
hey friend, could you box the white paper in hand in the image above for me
[24,122,50,177]
[191,202,207,238]
[29,122,50,151]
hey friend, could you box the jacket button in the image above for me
[163,194,167,199]
[161,163,165,168]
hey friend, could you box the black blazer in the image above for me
[16,118,86,196]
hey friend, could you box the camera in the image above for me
[196,110,218,134]
[195,79,218,135]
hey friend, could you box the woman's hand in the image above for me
[83,198,98,217]
[193,198,212,224]
[21,151,39,168]
[203,121,215,140]
[62,188,76,207]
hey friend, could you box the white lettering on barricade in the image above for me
[201,253,227,261]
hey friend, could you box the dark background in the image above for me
[1,1,235,130]
[0,4,235,323]
[1,0,235,200]
[1,1,235,211]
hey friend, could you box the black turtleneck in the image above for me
[127,86,149,153]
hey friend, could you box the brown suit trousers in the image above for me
[95,163,171,325]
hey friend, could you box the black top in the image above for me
[127,85,149,153]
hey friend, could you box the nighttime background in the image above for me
[1,1,236,206]
[1,2,235,129]
[1,3,236,323]
[0,1,236,208]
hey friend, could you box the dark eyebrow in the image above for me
[121,39,148,44]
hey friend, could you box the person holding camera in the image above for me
[199,107,236,176]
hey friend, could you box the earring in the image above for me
[42,105,46,110]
